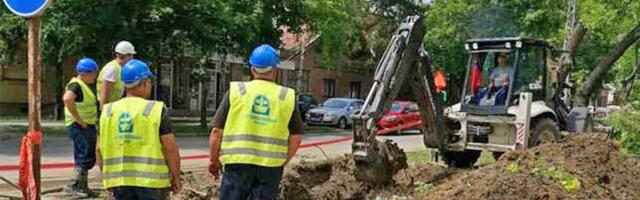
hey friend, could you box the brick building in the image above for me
[278,29,374,102]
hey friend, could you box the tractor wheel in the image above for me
[529,118,561,147]
[338,117,348,129]
[442,150,481,168]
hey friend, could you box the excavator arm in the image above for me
[350,15,449,185]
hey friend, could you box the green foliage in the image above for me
[506,162,521,174]
[0,0,306,67]
[304,0,357,65]
[413,181,436,194]
[532,158,581,192]
[606,102,640,154]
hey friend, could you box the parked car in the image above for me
[297,94,318,121]
[305,98,364,129]
[376,101,422,131]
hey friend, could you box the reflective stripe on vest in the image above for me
[99,98,170,188]
[97,60,124,103]
[64,78,98,126]
[220,80,295,167]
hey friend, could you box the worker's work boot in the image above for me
[64,168,90,199]
[78,170,99,197]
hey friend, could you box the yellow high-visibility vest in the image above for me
[221,80,296,167]
[99,97,170,188]
[64,78,98,126]
[97,60,124,103]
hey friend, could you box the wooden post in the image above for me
[27,16,42,200]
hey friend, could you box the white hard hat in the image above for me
[114,41,136,55]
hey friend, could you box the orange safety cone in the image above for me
[18,131,41,200]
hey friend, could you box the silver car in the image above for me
[305,98,364,129]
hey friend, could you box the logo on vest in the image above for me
[252,95,270,116]
[250,95,277,125]
[118,113,134,134]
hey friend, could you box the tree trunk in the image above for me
[620,43,639,101]
[577,23,640,105]
[54,63,64,120]
[200,79,208,128]
[558,23,586,82]
[296,36,306,92]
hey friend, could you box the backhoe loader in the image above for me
[351,15,586,184]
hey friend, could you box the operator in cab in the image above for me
[478,53,513,106]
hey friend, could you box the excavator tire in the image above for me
[442,150,481,168]
[529,118,561,147]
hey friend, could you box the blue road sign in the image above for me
[3,0,50,17]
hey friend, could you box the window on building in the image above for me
[350,81,362,99]
[324,78,336,98]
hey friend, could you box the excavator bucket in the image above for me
[351,15,448,185]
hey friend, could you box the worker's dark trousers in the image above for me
[67,123,97,170]
[219,164,284,200]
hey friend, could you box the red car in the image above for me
[376,101,423,134]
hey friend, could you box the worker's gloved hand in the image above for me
[209,159,222,180]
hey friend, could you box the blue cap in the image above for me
[75,58,98,73]
[249,44,279,68]
[121,59,154,84]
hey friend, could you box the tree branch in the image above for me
[577,23,640,105]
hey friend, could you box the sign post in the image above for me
[2,0,50,199]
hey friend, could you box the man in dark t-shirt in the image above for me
[209,44,303,200]
[63,58,100,198]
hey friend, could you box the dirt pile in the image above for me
[279,156,454,200]
[173,171,219,200]
[423,133,640,200]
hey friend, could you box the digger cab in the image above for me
[460,37,557,116]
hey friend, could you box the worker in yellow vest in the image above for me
[209,44,304,200]
[97,41,135,108]
[97,59,181,199]
[62,58,99,198]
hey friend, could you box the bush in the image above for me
[606,101,640,155]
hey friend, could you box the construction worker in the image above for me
[97,59,181,199]
[209,44,304,200]
[62,58,100,198]
[97,41,136,108]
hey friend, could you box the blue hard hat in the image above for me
[75,58,98,73]
[249,44,279,68]
[121,59,154,84]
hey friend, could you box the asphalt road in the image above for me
[0,129,426,189]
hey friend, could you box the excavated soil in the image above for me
[174,133,640,200]
[279,156,454,200]
[423,133,640,200]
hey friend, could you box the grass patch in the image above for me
[476,151,496,166]
[406,150,431,164]
[532,158,581,192]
